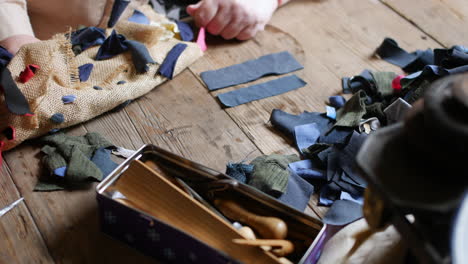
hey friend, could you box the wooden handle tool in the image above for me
[214,199,287,239]
[232,239,294,257]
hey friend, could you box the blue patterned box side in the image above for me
[97,195,242,264]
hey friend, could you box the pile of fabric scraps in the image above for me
[225,38,468,228]
[35,132,118,191]
[200,51,306,107]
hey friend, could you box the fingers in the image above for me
[219,6,252,39]
[187,0,218,28]
[236,24,264,41]
[206,2,232,35]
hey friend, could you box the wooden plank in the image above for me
[189,0,441,218]
[3,124,157,263]
[0,162,54,263]
[382,0,468,47]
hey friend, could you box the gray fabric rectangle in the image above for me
[217,75,306,107]
[201,51,304,91]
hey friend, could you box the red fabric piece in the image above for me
[19,64,40,83]
[196,27,207,52]
[392,74,405,92]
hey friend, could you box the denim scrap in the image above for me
[323,199,363,226]
[128,9,150,25]
[329,95,346,108]
[0,46,13,70]
[225,163,253,183]
[158,43,187,79]
[78,63,94,82]
[91,147,118,179]
[176,21,194,41]
[108,0,130,27]
[218,75,306,107]
[270,109,333,141]
[295,123,320,153]
[0,67,32,115]
[70,27,106,52]
[288,159,326,181]
[201,51,303,91]
[62,95,77,104]
[95,30,128,60]
[123,40,156,73]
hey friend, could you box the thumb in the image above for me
[186,1,202,16]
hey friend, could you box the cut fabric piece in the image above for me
[371,71,398,98]
[78,63,94,82]
[319,182,341,206]
[384,98,412,125]
[50,113,65,124]
[19,64,39,83]
[128,9,150,25]
[326,106,336,120]
[249,154,300,197]
[201,51,303,91]
[218,75,306,107]
[341,191,364,205]
[0,46,13,70]
[225,163,254,183]
[123,40,156,73]
[270,109,332,140]
[0,67,33,115]
[53,166,67,177]
[35,133,114,191]
[108,0,131,27]
[278,167,314,211]
[335,90,367,127]
[329,96,346,109]
[176,21,194,41]
[158,43,187,79]
[117,80,126,85]
[93,85,103,90]
[196,27,207,52]
[392,75,405,92]
[70,27,106,52]
[91,147,119,179]
[95,30,128,60]
[318,127,354,145]
[294,123,320,153]
[288,159,326,181]
[335,131,368,188]
[323,199,363,226]
[434,45,468,69]
[62,95,77,104]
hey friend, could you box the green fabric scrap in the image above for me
[371,71,398,98]
[335,90,367,127]
[35,132,114,191]
[248,154,300,197]
[302,143,332,158]
[364,103,386,124]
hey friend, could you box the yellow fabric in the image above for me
[0,9,203,151]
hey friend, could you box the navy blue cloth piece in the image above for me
[71,27,106,51]
[334,177,364,198]
[0,67,32,115]
[294,123,320,153]
[62,95,77,104]
[318,126,354,145]
[0,46,13,70]
[201,51,304,91]
[50,113,65,123]
[323,199,363,226]
[319,182,341,206]
[317,147,332,164]
[78,63,94,82]
[288,159,326,181]
[117,80,126,85]
[111,99,132,112]
[342,69,375,95]
[54,166,67,177]
[91,148,118,178]
[278,168,314,211]
[402,64,468,89]
[341,77,351,94]
[93,85,103,90]
[95,30,128,60]
[329,96,346,109]
[225,163,253,183]
[158,43,187,79]
[123,40,156,73]
[336,132,368,188]
[341,191,363,205]
[375,38,434,73]
[218,75,306,107]
[326,149,340,182]
[434,45,468,69]
[108,0,130,27]
[176,21,194,41]
[270,109,333,141]
[128,9,150,25]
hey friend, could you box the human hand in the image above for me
[186,0,279,40]
[0,34,40,55]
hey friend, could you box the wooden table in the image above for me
[0,0,466,263]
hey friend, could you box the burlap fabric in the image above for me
[0,7,203,151]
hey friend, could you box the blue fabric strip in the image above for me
[124,40,155,73]
[201,51,304,91]
[176,21,194,41]
[108,0,130,27]
[71,27,106,51]
[288,159,326,181]
[0,46,13,70]
[78,63,94,82]
[294,123,320,153]
[95,30,128,60]
[329,95,346,108]
[128,10,150,25]
[218,75,306,107]
[158,43,188,79]
[0,67,32,115]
